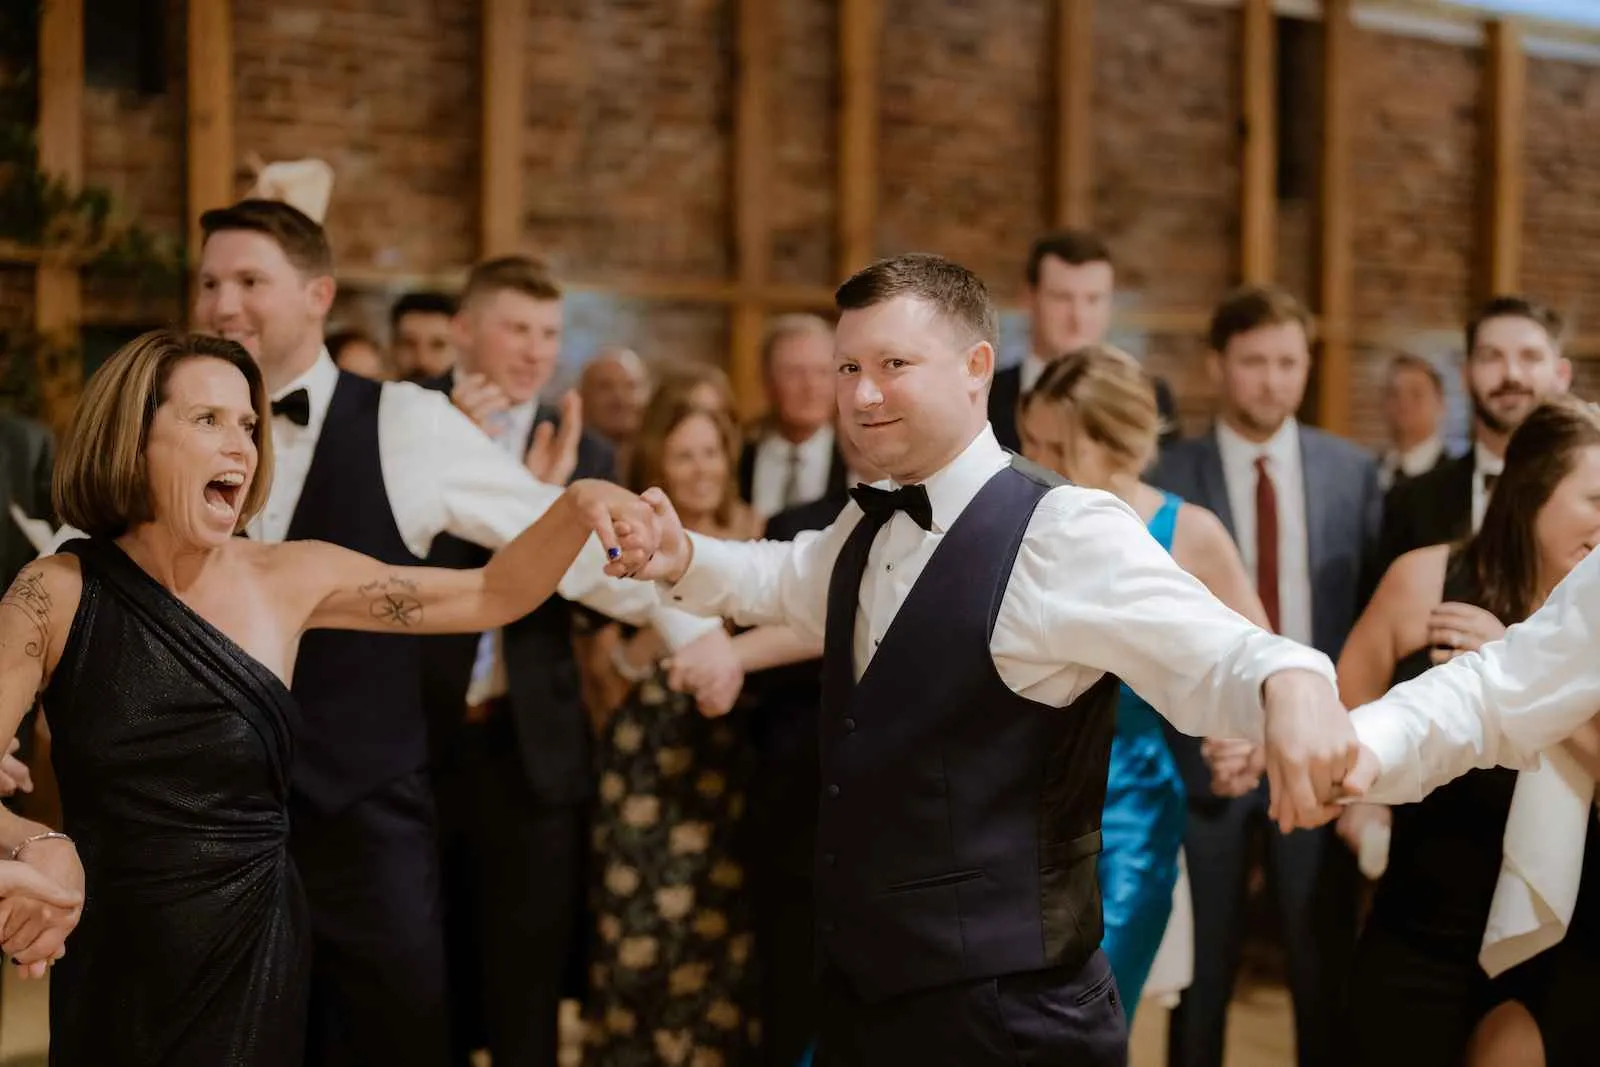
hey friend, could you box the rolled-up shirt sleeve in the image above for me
[1349,548,1600,804]
[1020,489,1338,741]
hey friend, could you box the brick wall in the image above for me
[46,0,1600,445]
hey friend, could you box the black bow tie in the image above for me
[271,388,310,427]
[849,482,933,532]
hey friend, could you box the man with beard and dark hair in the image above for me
[1375,296,1571,572]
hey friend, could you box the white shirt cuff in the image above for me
[650,608,721,653]
[659,531,728,616]
[1349,703,1425,805]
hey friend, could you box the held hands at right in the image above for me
[562,480,663,577]
[604,488,694,584]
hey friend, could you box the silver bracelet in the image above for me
[10,831,71,862]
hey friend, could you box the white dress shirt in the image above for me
[1471,440,1505,533]
[750,424,835,518]
[1019,352,1049,394]
[1349,544,1600,803]
[663,426,1336,741]
[1378,434,1445,492]
[50,350,714,657]
[1214,419,1313,647]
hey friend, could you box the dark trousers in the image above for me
[436,719,589,1067]
[290,770,451,1067]
[1167,784,1357,1067]
[753,862,820,1066]
[814,950,1126,1067]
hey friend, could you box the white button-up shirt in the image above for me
[663,425,1336,739]
[1214,419,1313,647]
[749,424,836,518]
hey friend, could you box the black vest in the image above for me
[286,373,427,813]
[813,458,1118,1001]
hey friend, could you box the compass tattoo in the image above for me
[358,575,424,628]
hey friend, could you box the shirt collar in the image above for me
[273,347,339,432]
[1474,438,1504,477]
[1216,416,1300,470]
[894,424,1010,534]
[1020,353,1049,393]
[1399,434,1444,473]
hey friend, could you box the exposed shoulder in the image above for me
[7,551,83,606]
[1170,500,1233,561]
[1377,543,1450,602]
[1,552,84,667]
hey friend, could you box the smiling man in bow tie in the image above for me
[609,252,1359,1067]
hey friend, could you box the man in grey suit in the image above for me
[1149,286,1381,1067]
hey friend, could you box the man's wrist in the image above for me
[665,533,695,586]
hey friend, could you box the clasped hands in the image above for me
[0,837,83,979]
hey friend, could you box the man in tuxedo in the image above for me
[1376,296,1571,573]
[1376,353,1449,493]
[738,314,848,517]
[1149,285,1382,1067]
[173,203,741,1067]
[619,253,1360,1067]
[421,255,743,1067]
[988,230,1179,452]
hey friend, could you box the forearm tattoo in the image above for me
[358,574,424,628]
[0,565,51,659]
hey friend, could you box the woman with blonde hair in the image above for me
[1019,344,1269,1016]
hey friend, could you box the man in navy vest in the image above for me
[185,199,741,1067]
[609,252,1365,1065]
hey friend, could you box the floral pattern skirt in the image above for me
[582,673,760,1067]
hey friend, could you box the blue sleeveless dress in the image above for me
[1098,491,1188,1021]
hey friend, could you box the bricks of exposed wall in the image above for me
[1349,29,1482,333]
[1094,0,1242,315]
[1523,56,1600,334]
[233,2,480,275]
[875,0,1049,302]
[521,0,735,282]
[769,0,837,288]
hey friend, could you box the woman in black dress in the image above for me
[1336,396,1600,1067]
[0,330,658,1067]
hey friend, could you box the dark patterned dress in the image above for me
[582,664,759,1066]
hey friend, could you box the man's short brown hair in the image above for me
[1025,230,1113,286]
[1466,295,1565,354]
[760,313,834,374]
[1387,352,1444,395]
[199,198,333,276]
[1208,284,1314,354]
[55,330,274,538]
[835,253,999,350]
[460,255,562,308]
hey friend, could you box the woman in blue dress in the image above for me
[1018,345,1270,1019]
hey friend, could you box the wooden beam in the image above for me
[730,0,774,419]
[837,0,880,280]
[481,0,527,258]
[36,0,85,436]
[1052,0,1095,229]
[186,0,234,264]
[1483,19,1525,298]
[1240,0,1277,284]
[1317,0,1354,435]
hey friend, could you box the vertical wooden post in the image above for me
[1483,19,1524,299]
[186,0,235,265]
[35,0,85,435]
[1317,0,1353,436]
[837,0,879,281]
[481,0,528,258]
[731,0,774,419]
[1240,0,1277,285]
[1052,0,1094,230]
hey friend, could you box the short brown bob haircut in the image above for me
[55,330,274,538]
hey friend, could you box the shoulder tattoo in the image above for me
[358,574,424,628]
[0,563,51,659]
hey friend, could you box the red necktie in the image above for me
[1255,455,1281,634]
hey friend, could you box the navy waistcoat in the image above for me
[813,457,1118,1001]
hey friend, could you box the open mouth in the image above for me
[203,473,245,519]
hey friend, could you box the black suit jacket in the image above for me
[1149,425,1383,799]
[1374,451,1474,578]
[736,433,848,509]
[0,414,54,589]
[418,374,618,805]
[988,364,1181,454]
[745,493,848,875]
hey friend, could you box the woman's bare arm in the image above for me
[1172,504,1271,630]
[1336,547,1446,709]
[0,558,79,852]
[299,480,653,637]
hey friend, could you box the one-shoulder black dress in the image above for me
[41,538,309,1066]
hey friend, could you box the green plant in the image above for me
[0,0,185,420]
